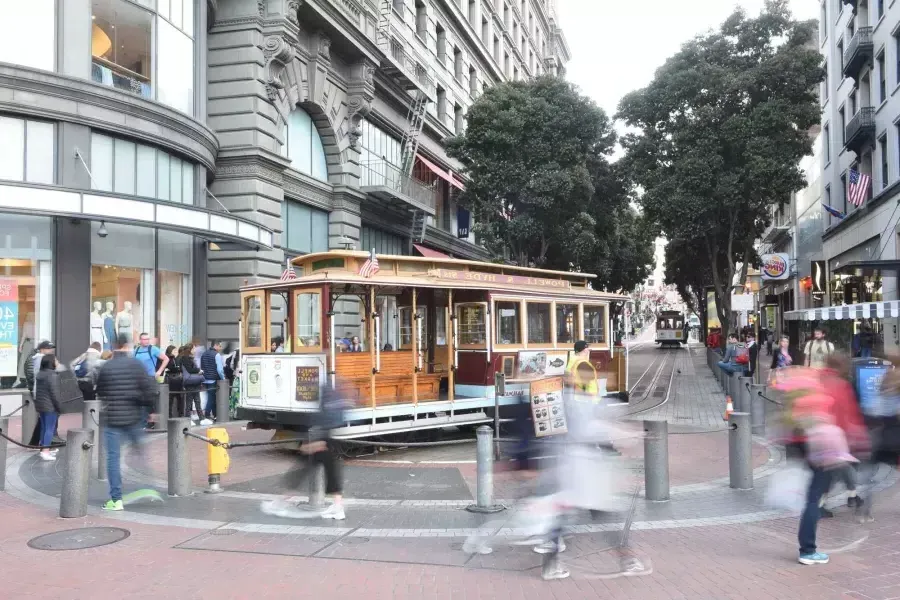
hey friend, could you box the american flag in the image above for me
[849,169,871,207]
[280,259,297,281]
[359,248,380,278]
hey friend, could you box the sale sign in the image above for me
[0,279,19,377]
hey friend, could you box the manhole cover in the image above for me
[28,527,130,551]
[210,529,238,536]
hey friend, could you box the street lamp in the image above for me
[745,271,764,384]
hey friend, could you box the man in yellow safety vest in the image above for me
[566,340,599,398]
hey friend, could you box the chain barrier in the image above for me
[758,390,783,406]
[88,408,100,426]
[0,427,67,450]
[182,428,479,450]
[1,403,24,418]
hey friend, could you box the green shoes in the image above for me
[102,499,124,511]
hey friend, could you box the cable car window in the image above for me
[583,305,606,344]
[526,302,552,345]
[556,303,578,344]
[294,290,321,349]
[496,300,522,345]
[457,303,487,345]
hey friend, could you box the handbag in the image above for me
[764,461,812,513]
[181,365,204,386]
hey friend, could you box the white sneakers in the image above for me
[320,503,346,520]
[199,418,213,426]
[261,499,346,521]
[38,452,56,461]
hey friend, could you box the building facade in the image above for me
[0,0,569,408]
[790,0,900,354]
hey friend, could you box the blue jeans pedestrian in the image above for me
[860,347,873,358]
[717,361,744,376]
[38,412,58,448]
[104,423,145,502]
[204,383,217,419]
[799,467,833,556]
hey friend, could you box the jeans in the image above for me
[860,347,873,358]
[798,467,833,555]
[204,383,217,418]
[717,361,744,376]
[38,412,58,448]
[104,423,145,502]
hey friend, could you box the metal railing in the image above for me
[385,37,437,96]
[843,26,873,76]
[845,106,876,151]
[360,160,436,210]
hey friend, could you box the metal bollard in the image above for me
[156,382,170,425]
[59,429,95,518]
[729,412,753,490]
[0,417,7,491]
[97,419,107,481]
[643,420,669,501]
[308,463,325,508]
[167,418,192,497]
[750,384,768,435]
[82,400,101,476]
[21,391,37,447]
[466,426,504,513]
[216,380,231,424]
[737,377,752,413]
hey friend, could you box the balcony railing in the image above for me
[845,107,876,155]
[91,58,151,100]
[360,160,436,213]
[333,0,364,27]
[381,37,436,98]
[843,27,873,79]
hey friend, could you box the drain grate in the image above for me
[28,527,130,551]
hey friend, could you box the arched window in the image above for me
[282,107,328,182]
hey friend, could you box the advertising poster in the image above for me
[0,280,18,377]
[295,366,320,403]
[245,362,262,398]
[530,376,566,437]
[517,350,568,379]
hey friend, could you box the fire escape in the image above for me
[364,0,434,243]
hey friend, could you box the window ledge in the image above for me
[874,14,887,34]
[877,99,889,115]
[891,82,900,99]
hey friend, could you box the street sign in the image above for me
[730,293,754,312]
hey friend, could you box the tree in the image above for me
[446,76,652,290]
[618,0,822,336]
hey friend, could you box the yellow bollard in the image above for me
[206,427,230,494]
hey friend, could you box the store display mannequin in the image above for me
[116,301,134,345]
[90,302,105,347]
[102,302,116,351]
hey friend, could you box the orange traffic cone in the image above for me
[723,396,734,421]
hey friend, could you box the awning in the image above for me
[784,301,900,321]
[832,260,900,277]
[413,243,450,258]
[417,154,465,191]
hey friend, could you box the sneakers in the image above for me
[260,499,291,517]
[541,558,570,581]
[38,452,56,461]
[533,538,567,554]
[199,418,213,426]
[820,507,835,519]
[798,552,829,565]
[102,499,124,511]
[620,557,652,577]
[847,495,864,508]
[320,503,346,520]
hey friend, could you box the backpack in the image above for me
[135,346,159,374]
[734,345,750,365]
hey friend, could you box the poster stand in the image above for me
[530,376,567,437]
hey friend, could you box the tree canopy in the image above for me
[446,75,653,292]
[618,0,822,333]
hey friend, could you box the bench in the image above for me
[335,352,443,407]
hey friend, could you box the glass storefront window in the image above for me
[556,303,577,344]
[91,0,195,115]
[0,1,55,71]
[0,117,55,184]
[526,302,551,345]
[91,133,195,204]
[0,216,53,389]
[583,305,607,344]
[496,300,521,345]
[91,0,153,100]
[157,229,192,348]
[91,222,156,349]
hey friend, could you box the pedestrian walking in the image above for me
[804,327,834,369]
[855,358,900,522]
[770,335,795,384]
[134,332,168,381]
[70,342,103,401]
[745,332,760,380]
[200,340,225,421]
[162,345,182,418]
[178,344,207,424]
[33,354,62,462]
[95,334,159,511]
[261,388,347,520]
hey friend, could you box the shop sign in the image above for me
[295,366,320,403]
[761,254,790,280]
[457,207,471,239]
[731,293,755,312]
[0,280,18,377]
[811,261,826,297]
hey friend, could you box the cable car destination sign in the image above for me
[427,268,571,289]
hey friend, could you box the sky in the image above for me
[556,0,820,120]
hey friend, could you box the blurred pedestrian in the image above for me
[201,340,224,421]
[95,334,159,511]
[34,354,61,462]
[262,388,347,520]
[856,359,900,522]
[162,345,183,418]
[770,336,795,384]
[745,332,759,380]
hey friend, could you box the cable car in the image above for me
[655,310,686,347]
[236,251,630,439]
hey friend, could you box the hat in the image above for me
[574,340,589,353]
[37,340,55,350]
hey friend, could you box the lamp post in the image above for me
[745,272,764,384]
